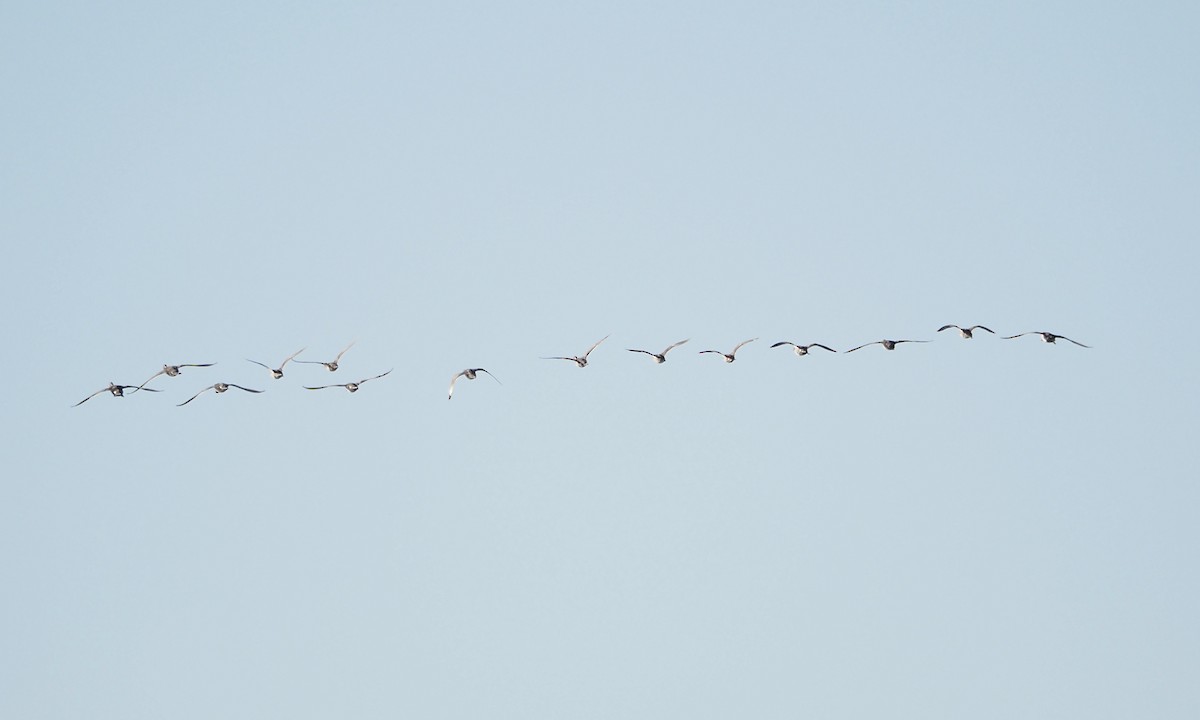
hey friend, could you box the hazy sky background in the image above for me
[3,2,1198,718]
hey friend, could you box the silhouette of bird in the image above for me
[246,348,305,379]
[542,335,610,367]
[74,383,160,407]
[937,324,995,339]
[448,368,501,399]
[1002,331,1091,348]
[770,341,837,356]
[305,369,392,393]
[133,362,216,392]
[627,339,689,364]
[177,383,264,406]
[699,338,757,363]
[293,341,355,372]
[845,339,930,352]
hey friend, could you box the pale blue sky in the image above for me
[2,2,1198,718]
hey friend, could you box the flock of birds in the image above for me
[72,326,1090,408]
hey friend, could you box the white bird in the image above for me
[1002,331,1091,348]
[293,341,355,372]
[177,383,263,406]
[699,338,757,363]
[246,348,305,379]
[845,339,930,352]
[937,324,995,339]
[133,362,216,392]
[627,339,689,364]
[305,369,392,393]
[448,368,501,399]
[73,382,160,407]
[770,341,837,356]
[542,335,609,367]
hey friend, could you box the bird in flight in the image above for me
[1002,331,1091,348]
[74,382,160,407]
[937,324,995,339]
[293,341,355,372]
[448,368,501,399]
[627,339,689,364]
[699,338,757,363]
[305,369,392,393]
[133,362,216,392]
[177,383,264,406]
[176,381,264,405]
[246,348,306,379]
[770,341,837,356]
[542,335,610,367]
[845,339,930,352]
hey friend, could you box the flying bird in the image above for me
[627,339,689,364]
[448,368,501,399]
[293,341,355,372]
[133,362,216,392]
[73,382,161,407]
[845,339,930,352]
[542,335,610,367]
[1002,331,1091,348]
[770,341,837,356]
[178,383,264,406]
[937,324,995,339]
[304,369,392,393]
[246,348,305,379]
[699,338,757,363]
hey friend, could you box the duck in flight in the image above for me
[627,339,689,364]
[448,368,501,399]
[845,339,930,352]
[293,341,355,372]
[246,348,306,379]
[770,341,837,356]
[542,335,609,367]
[699,338,757,363]
[177,383,264,406]
[937,324,995,339]
[1002,331,1091,348]
[73,382,161,407]
[133,362,216,392]
[305,369,392,393]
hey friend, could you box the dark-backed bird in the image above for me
[770,341,837,356]
[627,339,689,364]
[1002,331,1091,348]
[247,348,305,379]
[178,383,263,406]
[938,324,995,339]
[699,338,757,363]
[74,382,160,407]
[134,362,216,392]
[845,339,930,352]
[305,369,392,393]
[448,368,501,399]
[542,335,609,367]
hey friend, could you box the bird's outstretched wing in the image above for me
[177,386,215,406]
[731,338,758,354]
[582,335,610,360]
[845,342,877,353]
[227,384,263,393]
